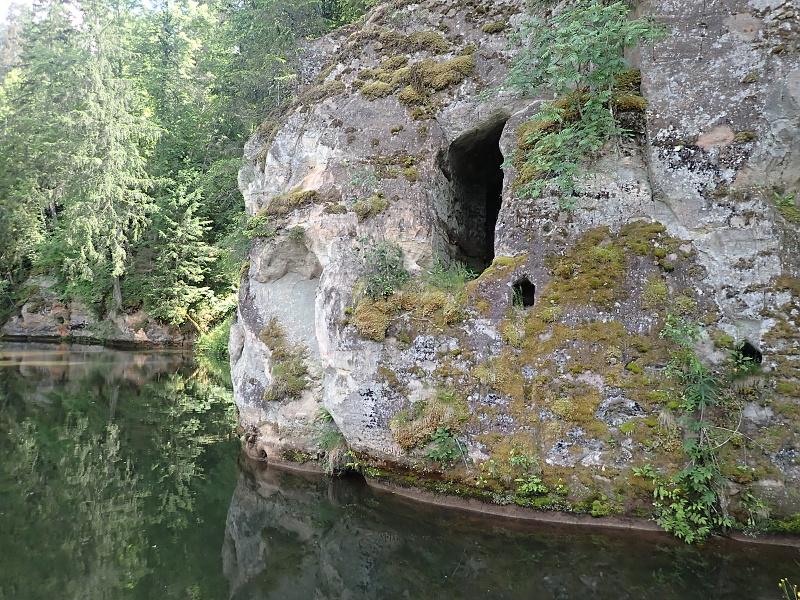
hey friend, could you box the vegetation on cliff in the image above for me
[0,0,373,329]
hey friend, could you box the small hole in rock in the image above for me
[737,341,763,364]
[512,278,536,307]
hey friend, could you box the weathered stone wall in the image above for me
[232,0,800,521]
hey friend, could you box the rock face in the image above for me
[232,0,800,520]
[1,276,191,347]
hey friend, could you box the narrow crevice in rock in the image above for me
[437,113,508,271]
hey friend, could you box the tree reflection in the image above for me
[0,344,237,600]
[0,419,146,600]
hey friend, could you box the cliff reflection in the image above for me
[225,460,799,600]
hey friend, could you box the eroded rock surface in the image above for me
[232,0,800,520]
[1,276,190,347]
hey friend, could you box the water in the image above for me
[1,343,798,599]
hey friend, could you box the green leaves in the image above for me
[426,426,462,463]
[507,1,667,205]
[355,241,410,299]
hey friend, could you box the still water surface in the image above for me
[0,343,797,599]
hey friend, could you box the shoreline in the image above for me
[249,452,800,550]
[0,333,192,351]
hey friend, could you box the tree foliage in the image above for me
[0,0,370,326]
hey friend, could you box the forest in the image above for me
[0,0,372,335]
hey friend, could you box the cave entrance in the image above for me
[737,341,763,364]
[437,112,508,271]
[512,277,536,308]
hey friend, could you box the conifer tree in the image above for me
[9,0,157,308]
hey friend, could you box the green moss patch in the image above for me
[259,317,309,402]
[389,388,469,450]
[353,194,388,220]
[258,187,321,217]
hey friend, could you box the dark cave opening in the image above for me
[512,278,536,308]
[438,114,507,271]
[737,341,763,364]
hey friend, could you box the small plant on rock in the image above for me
[426,426,462,464]
[506,1,667,205]
[355,240,409,299]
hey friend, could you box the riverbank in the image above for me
[244,451,800,550]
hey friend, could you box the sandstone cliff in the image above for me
[231,0,800,524]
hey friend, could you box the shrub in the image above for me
[355,241,409,299]
[424,257,477,293]
[506,1,667,204]
[195,315,232,358]
[259,317,309,401]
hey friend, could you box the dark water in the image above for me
[1,343,798,600]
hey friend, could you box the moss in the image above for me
[619,221,676,256]
[324,203,348,214]
[614,68,641,92]
[776,380,800,397]
[411,107,434,120]
[774,275,800,295]
[550,387,601,424]
[512,119,558,190]
[672,294,697,316]
[377,364,402,389]
[499,319,524,348]
[353,298,392,341]
[408,30,450,53]
[381,55,408,70]
[407,55,475,93]
[402,166,419,181]
[642,275,668,309]
[474,350,525,400]
[538,304,563,323]
[482,21,507,34]
[360,80,395,100]
[353,194,389,221]
[546,228,626,309]
[258,187,321,217]
[389,389,469,450]
[741,73,758,84]
[459,45,477,55]
[733,131,757,143]
[612,93,648,112]
[626,361,643,375]
[398,85,425,105]
[299,80,345,104]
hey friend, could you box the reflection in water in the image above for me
[0,343,239,600]
[2,343,798,600]
[225,462,800,600]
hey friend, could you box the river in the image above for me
[0,342,797,599]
